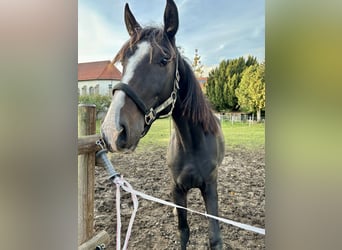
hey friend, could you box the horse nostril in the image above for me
[116,125,128,149]
[100,124,128,152]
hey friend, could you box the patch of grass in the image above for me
[221,121,265,149]
[96,118,172,150]
[96,118,265,150]
[96,120,101,135]
[137,118,172,151]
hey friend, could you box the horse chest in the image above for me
[167,151,218,188]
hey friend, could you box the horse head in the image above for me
[101,0,179,152]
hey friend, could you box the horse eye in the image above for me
[160,57,169,66]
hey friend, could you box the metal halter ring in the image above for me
[96,139,106,150]
[144,108,156,125]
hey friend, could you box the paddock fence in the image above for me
[215,113,265,124]
[78,104,110,250]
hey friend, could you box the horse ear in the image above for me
[124,3,141,36]
[164,0,179,40]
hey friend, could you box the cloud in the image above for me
[174,1,265,65]
[78,0,265,66]
[218,44,225,50]
[78,4,128,62]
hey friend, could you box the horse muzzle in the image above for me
[101,112,145,153]
[101,94,144,153]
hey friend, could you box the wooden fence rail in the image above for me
[78,134,102,155]
[78,104,110,250]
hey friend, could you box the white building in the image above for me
[78,60,122,96]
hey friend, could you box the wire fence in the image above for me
[216,113,265,125]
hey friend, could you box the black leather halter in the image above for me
[112,55,180,137]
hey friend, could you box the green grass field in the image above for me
[220,120,265,149]
[97,118,265,150]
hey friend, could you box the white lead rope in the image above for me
[112,176,265,250]
[113,177,139,250]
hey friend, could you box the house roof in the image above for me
[197,77,207,83]
[196,77,207,90]
[78,60,122,81]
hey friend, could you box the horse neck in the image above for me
[171,105,205,151]
[171,59,207,149]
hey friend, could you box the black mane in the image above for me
[178,57,219,134]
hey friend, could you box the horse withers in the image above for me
[101,0,225,249]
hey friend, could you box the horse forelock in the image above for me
[113,27,177,65]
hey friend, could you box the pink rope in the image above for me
[115,181,121,250]
[113,176,139,250]
[112,176,265,249]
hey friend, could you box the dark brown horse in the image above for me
[101,0,225,249]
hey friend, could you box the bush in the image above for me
[78,94,111,116]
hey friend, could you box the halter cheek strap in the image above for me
[112,56,180,137]
[147,69,180,122]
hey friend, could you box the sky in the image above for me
[78,0,264,75]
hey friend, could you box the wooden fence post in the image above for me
[78,104,96,245]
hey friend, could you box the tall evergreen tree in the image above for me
[206,56,259,112]
[245,55,258,67]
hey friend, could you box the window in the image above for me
[95,84,100,95]
[82,86,87,95]
[108,83,112,96]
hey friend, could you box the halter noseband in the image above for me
[112,55,180,137]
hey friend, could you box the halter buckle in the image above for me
[145,108,156,125]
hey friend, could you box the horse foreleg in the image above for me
[173,185,190,250]
[201,182,223,250]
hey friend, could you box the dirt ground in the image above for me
[94,145,265,249]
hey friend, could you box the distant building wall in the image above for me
[78,79,120,96]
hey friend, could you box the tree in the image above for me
[206,60,227,110]
[206,69,217,108]
[192,49,204,77]
[206,56,259,112]
[236,62,265,122]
